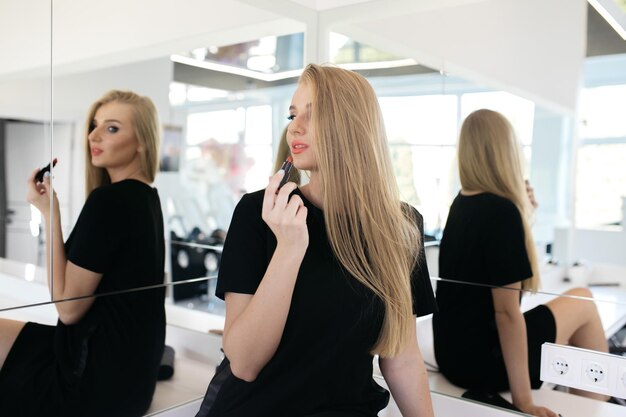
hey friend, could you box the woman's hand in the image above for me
[26,168,58,217]
[262,170,308,250]
[516,401,558,417]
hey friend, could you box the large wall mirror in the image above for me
[0,2,52,309]
[2,0,626,416]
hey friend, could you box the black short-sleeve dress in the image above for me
[0,179,166,417]
[432,192,556,391]
[197,188,436,417]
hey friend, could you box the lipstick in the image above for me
[34,158,58,183]
[278,156,293,190]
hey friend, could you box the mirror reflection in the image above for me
[0,90,168,416]
[0,1,53,309]
[2,1,626,416]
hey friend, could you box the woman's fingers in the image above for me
[27,168,39,184]
[262,171,284,213]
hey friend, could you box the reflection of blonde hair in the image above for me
[273,126,301,185]
[458,109,539,291]
[300,64,420,357]
[84,90,161,195]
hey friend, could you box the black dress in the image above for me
[432,192,556,391]
[197,189,436,417]
[0,179,166,417]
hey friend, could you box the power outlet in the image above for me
[581,359,608,389]
[552,356,570,376]
[541,343,626,399]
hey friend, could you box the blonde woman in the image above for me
[196,64,436,417]
[0,90,166,416]
[432,109,609,417]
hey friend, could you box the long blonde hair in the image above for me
[300,64,420,357]
[84,90,160,195]
[458,109,540,291]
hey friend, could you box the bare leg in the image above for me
[545,287,609,401]
[0,318,26,370]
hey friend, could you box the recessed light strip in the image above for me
[170,54,302,82]
[171,54,419,80]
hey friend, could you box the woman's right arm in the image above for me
[27,170,102,324]
[492,283,557,417]
[222,171,308,382]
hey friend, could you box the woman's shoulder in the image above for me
[458,192,517,211]
[87,180,156,211]
[401,202,424,226]
[229,189,265,223]
[237,189,264,208]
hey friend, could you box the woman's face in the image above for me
[88,101,142,176]
[287,82,316,171]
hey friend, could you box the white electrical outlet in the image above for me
[582,359,608,389]
[552,356,570,376]
[541,343,626,399]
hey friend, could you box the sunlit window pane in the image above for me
[409,146,457,234]
[461,91,535,145]
[576,144,626,227]
[245,105,272,145]
[186,110,240,145]
[579,85,626,139]
[379,95,458,145]
[244,146,273,192]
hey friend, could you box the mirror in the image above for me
[2,1,626,415]
[416,276,626,416]
[0,2,53,309]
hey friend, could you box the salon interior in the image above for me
[1,0,626,415]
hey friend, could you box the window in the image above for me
[379,95,458,236]
[379,91,536,236]
[576,85,626,227]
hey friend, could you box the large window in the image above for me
[577,85,626,227]
[184,105,272,231]
[379,91,535,236]
[379,95,458,236]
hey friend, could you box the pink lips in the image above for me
[91,148,103,156]
[291,141,308,154]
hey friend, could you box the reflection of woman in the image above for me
[0,90,166,416]
[196,64,436,417]
[433,109,609,417]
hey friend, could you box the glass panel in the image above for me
[576,143,626,227]
[425,276,626,415]
[379,95,458,145]
[0,282,223,415]
[461,91,536,146]
[173,33,304,77]
[330,32,413,66]
[0,2,52,309]
[580,85,626,139]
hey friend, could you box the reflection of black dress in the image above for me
[197,189,437,417]
[433,193,556,391]
[0,180,166,417]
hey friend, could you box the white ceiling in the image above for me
[0,0,605,113]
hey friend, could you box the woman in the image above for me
[196,64,436,417]
[432,109,609,417]
[0,90,166,417]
